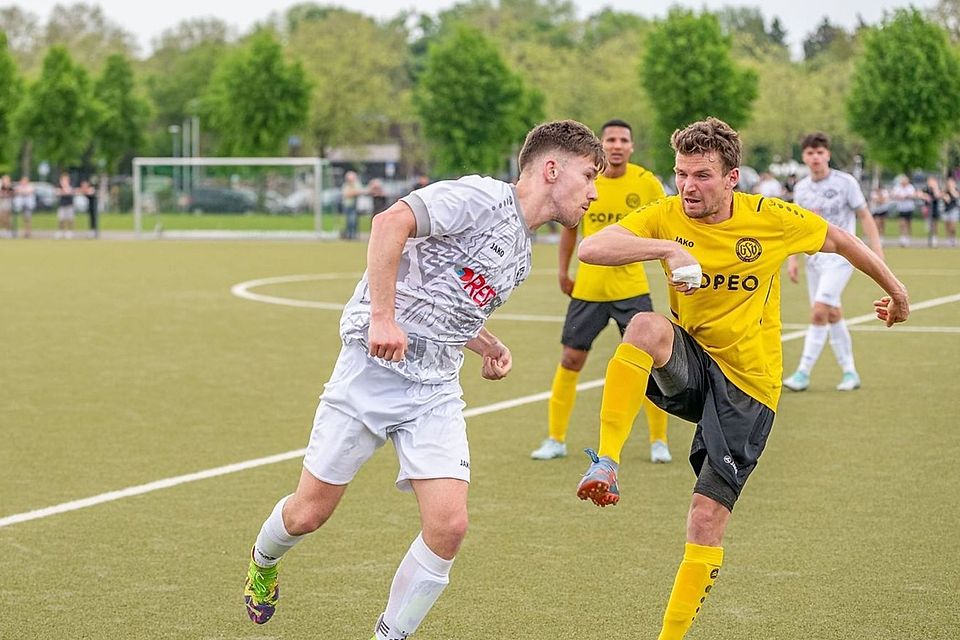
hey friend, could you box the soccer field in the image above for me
[1,239,958,639]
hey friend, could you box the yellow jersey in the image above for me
[619,192,829,409]
[572,163,665,301]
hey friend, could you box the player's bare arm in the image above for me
[578,224,701,294]
[465,327,512,380]
[557,225,578,295]
[366,202,417,362]
[819,224,909,326]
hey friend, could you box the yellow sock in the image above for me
[645,400,669,444]
[597,342,653,463]
[547,364,579,442]
[657,543,724,640]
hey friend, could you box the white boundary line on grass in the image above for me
[230,270,573,322]
[3,292,959,530]
[232,270,960,324]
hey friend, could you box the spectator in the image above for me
[413,174,430,190]
[56,172,76,239]
[0,174,13,238]
[890,174,917,247]
[13,176,35,238]
[918,175,943,247]
[340,170,364,240]
[868,185,893,238]
[80,179,99,239]
[368,178,388,216]
[942,177,959,247]
[782,173,799,202]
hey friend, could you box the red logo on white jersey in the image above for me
[456,266,498,306]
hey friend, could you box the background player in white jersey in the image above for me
[783,132,884,392]
[241,120,605,640]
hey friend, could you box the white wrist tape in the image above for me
[671,264,703,288]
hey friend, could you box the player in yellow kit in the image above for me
[575,117,910,640]
[530,119,673,464]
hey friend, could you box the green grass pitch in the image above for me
[1,239,958,639]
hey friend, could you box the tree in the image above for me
[716,7,790,60]
[641,8,758,174]
[847,9,960,172]
[202,29,309,156]
[802,17,853,62]
[413,25,543,176]
[929,0,960,43]
[0,32,22,171]
[16,46,97,173]
[0,6,41,71]
[143,19,230,139]
[285,8,411,157]
[41,3,138,73]
[769,17,788,48]
[94,53,149,173]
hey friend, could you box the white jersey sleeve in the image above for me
[402,176,505,238]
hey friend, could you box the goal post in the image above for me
[132,156,330,239]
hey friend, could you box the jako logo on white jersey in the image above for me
[456,266,498,306]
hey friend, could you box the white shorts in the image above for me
[805,254,854,308]
[57,206,75,222]
[303,343,469,491]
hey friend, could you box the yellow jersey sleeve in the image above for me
[571,164,666,302]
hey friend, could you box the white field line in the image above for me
[3,291,959,530]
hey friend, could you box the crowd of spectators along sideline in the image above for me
[0,172,98,240]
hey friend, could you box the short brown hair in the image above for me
[670,117,742,174]
[800,131,830,151]
[518,119,606,174]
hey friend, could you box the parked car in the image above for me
[185,187,255,213]
[30,181,57,211]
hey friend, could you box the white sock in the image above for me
[828,320,856,373]
[798,324,829,374]
[253,495,302,567]
[375,533,454,640]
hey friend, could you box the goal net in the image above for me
[131,157,331,239]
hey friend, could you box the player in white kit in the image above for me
[783,132,884,392]
[242,120,605,639]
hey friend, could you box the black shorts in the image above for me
[645,323,775,510]
[560,294,654,351]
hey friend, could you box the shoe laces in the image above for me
[248,564,279,600]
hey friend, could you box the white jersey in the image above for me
[793,170,866,235]
[339,175,533,384]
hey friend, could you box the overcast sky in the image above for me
[13,0,940,58]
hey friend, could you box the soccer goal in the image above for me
[131,157,331,239]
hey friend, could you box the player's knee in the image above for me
[560,348,588,371]
[623,313,671,351]
[283,501,333,535]
[425,512,469,556]
[687,497,729,547]
[827,307,843,323]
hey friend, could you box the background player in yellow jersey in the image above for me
[530,119,673,463]
[574,117,909,639]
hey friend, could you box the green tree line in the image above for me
[1,0,959,181]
